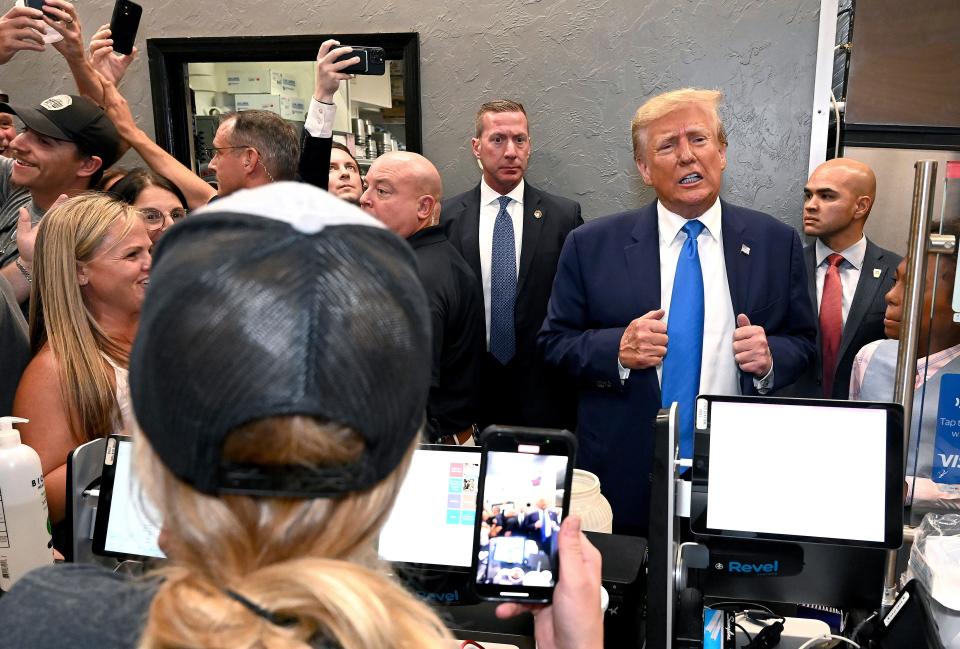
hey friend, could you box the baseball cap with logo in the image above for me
[0,94,122,168]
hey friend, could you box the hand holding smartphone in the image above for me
[472,426,576,603]
[108,0,141,55]
[333,46,386,75]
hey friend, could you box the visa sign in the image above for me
[727,560,780,575]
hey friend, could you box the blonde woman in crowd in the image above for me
[13,193,150,551]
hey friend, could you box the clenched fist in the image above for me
[733,313,772,378]
[619,309,668,370]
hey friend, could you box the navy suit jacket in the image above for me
[537,199,816,533]
[780,239,900,399]
[442,182,583,429]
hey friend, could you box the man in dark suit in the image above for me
[538,89,816,534]
[442,100,583,431]
[529,498,560,557]
[785,158,901,399]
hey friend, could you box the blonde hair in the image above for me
[29,193,140,444]
[630,88,728,160]
[136,416,453,649]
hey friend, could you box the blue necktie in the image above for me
[661,220,706,460]
[490,196,516,364]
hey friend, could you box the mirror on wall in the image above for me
[146,33,420,181]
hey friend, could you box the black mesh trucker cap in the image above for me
[129,182,431,497]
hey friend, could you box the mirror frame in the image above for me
[146,33,421,167]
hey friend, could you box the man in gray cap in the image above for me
[0,94,122,302]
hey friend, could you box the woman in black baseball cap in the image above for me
[0,182,602,649]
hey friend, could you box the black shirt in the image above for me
[408,226,485,439]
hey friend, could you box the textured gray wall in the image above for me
[1,0,821,227]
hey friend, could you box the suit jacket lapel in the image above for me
[719,200,752,315]
[624,202,661,313]
[457,185,483,282]
[837,239,888,363]
[805,245,818,316]
[517,183,543,296]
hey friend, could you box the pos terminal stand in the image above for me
[648,396,905,648]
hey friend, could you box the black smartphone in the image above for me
[471,426,576,603]
[25,0,44,10]
[109,0,142,56]
[334,46,386,75]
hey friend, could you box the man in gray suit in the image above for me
[789,158,901,399]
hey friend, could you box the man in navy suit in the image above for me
[781,158,901,399]
[538,89,816,534]
[443,100,583,431]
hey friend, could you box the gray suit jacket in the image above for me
[782,238,901,399]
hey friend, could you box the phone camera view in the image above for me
[476,452,569,589]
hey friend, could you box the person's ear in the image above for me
[636,156,653,185]
[76,155,104,179]
[241,148,257,172]
[76,262,89,286]
[417,195,437,221]
[853,195,873,220]
[471,137,481,160]
[718,142,727,172]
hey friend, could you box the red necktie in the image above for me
[820,253,845,397]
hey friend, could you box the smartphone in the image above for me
[471,426,576,603]
[109,0,142,56]
[25,0,44,10]
[334,46,386,75]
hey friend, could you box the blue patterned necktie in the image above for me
[661,219,706,459]
[490,195,516,364]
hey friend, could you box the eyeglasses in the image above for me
[202,145,251,159]
[140,207,187,229]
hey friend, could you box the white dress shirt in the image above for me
[657,200,740,395]
[619,199,772,392]
[479,178,525,346]
[305,98,337,138]
[814,236,867,327]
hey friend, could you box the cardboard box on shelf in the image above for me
[281,77,298,97]
[226,70,283,95]
[279,97,307,121]
[234,93,281,115]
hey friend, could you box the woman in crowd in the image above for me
[13,193,151,548]
[0,183,602,649]
[109,168,189,243]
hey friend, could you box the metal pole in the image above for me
[881,160,938,612]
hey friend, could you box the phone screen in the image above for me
[473,428,575,602]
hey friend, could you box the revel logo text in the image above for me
[727,560,780,575]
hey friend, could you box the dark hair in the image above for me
[331,141,361,169]
[108,168,188,209]
[223,110,299,182]
[94,167,129,192]
[474,99,527,138]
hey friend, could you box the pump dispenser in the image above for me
[0,417,53,592]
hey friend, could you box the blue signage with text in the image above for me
[934,373,960,485]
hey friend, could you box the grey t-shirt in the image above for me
[0,563,157,648]
[0,156,38,268]
[0,273,28,414]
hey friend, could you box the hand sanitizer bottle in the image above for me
[0,417,53,592]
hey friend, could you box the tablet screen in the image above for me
[95,437,165,560]
[378,447,480,568]
[691,397,903,549]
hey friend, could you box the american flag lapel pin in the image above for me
[741,244,751,256]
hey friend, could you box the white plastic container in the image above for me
[0,416,53,592]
